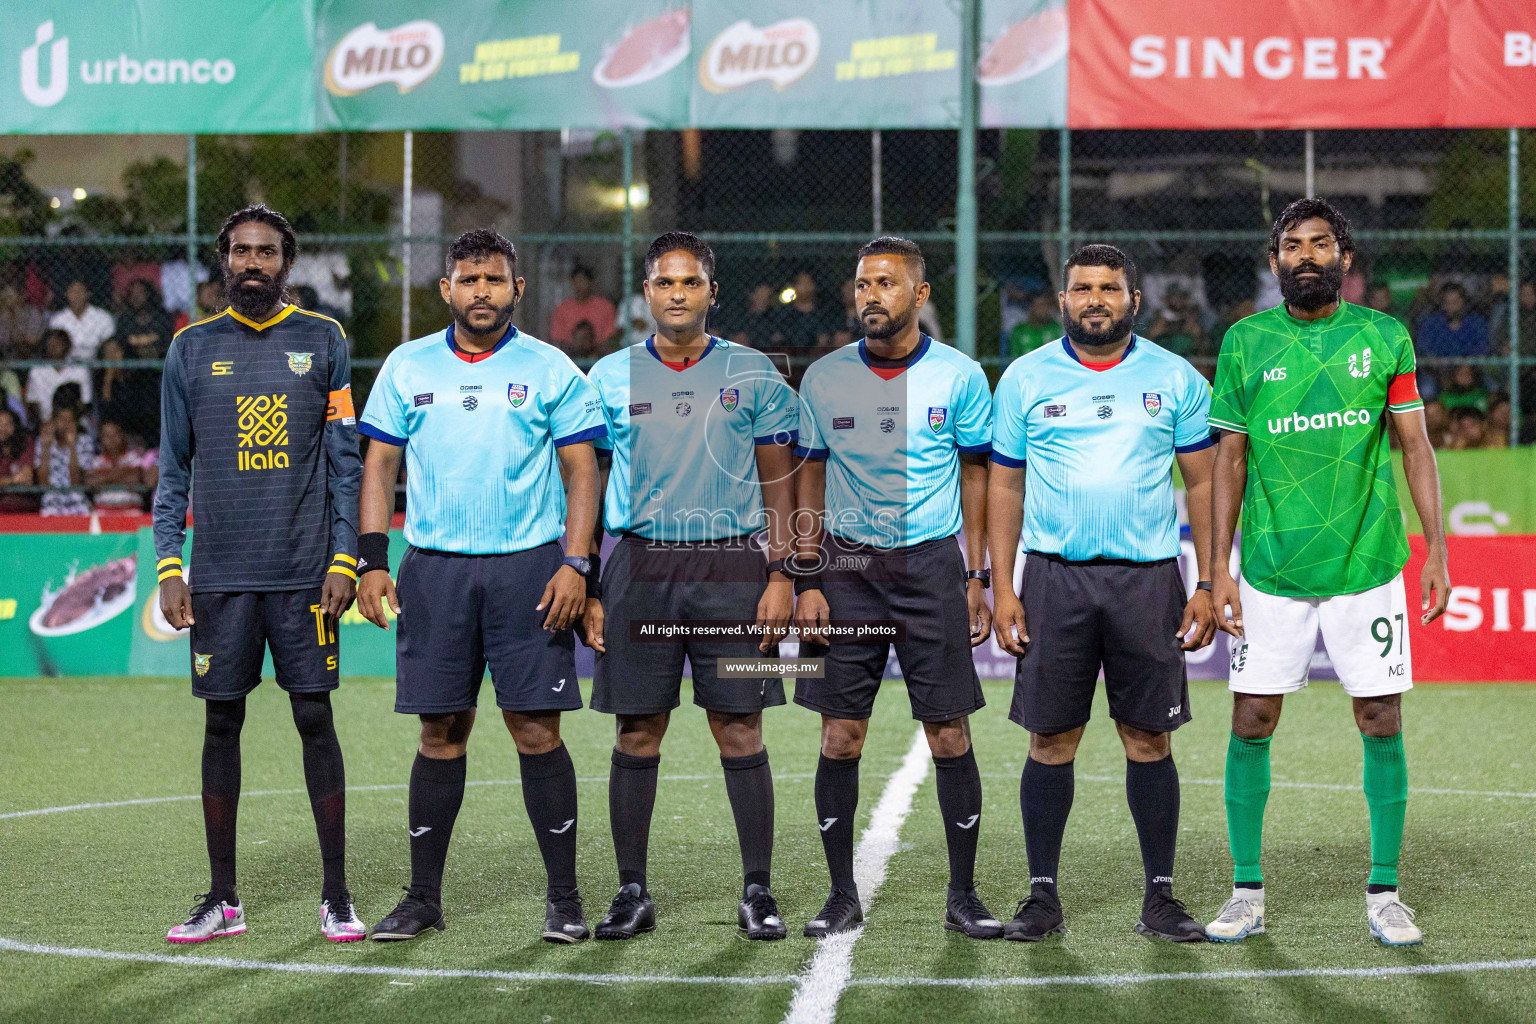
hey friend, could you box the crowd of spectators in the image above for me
[0,270,211,515]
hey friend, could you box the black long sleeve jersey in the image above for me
[153,304,362,592]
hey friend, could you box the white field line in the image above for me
[0,773,820,820]
[2,934,1532,991]
[782,726,932,1024]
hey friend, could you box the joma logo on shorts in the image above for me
[1266,408,1374,434]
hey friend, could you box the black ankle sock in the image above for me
[520,744,580,894]
[814,754,860,891]
[201,698,246,902]
[1367,884,1398,895]
[290,693,348,900]
[933,746,983,890]
[1126,755,1180,897]
[721,748,774,892]
[408,752,466,903]
[1021,756,1074,898]
[609,749,660,891]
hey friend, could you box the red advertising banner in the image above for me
[1068,0,1536,129]
[1406,535,1536,682]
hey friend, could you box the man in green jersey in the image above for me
[1204,198,1450,947]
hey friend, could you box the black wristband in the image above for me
[357,532,390,575]
[1196,580,1213,592]
[765,557,789,581]
[793,574,823,595]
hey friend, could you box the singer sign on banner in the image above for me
[1067,0,1536,128]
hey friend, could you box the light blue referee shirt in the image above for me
[589,337,798,541]
[358,324,607,554]
[795,336,992,548]
[991,336,1213,562]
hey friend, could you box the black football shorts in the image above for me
[189,586,338,700]
[793,534,985,723]
[591,534,786,716]
[393,543,581,715]
[1009,553,1192,735]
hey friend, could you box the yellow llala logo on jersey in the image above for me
[237,394,290,471]
[211,361,233,376]
[194,653,212,676]
[286,351,314,376]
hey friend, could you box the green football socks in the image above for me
[1362,733,1408,889]
[1224,733,1272,887]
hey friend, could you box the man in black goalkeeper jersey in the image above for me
[154,204,366,944]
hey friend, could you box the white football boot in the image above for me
[1205,888,1265,942]
[321,894,368,942]
[1367,892,1422,946]
[167,894,246,944]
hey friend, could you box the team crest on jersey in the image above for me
[194,653,212,677]
[928,407,947,432]
[1143,393,1162,417]
[508,383,528,408]
[285,351,314,376]
[1348,347,1373,379]
[719,388,739,412]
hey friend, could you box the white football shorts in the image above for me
[1226,573,1413,698]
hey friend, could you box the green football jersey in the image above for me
[1210,301,1424,598]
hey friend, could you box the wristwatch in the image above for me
[966,568,992,588]
[765,557,790,581]
[562,555,592,577]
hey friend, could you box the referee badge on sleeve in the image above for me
[1143,393,1162,417]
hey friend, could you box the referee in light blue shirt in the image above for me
[354,229,606,945]
[986,244,1217,944]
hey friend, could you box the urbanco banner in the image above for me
[0,2,314,133]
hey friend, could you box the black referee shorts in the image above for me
[591,534,786,716]
[189,587,338,700]
[394,543,580,715]
[793,534,984,723]
[1009,552,1191,735]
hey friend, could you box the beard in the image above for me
[1063,304,1136,349]
[861,303,913,341]
[451,297,516,338]
[1277,258,1345,311]
[224,267,288,320]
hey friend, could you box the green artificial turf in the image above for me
[1,677,1532,1023]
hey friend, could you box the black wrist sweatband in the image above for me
[1196,580,1213,592]
[357,532,390,575]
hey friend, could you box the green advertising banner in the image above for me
[315,0,692,130]
[0,2,315,134]
[689,1,962,128]
[1394,447,1536,537]
[978,0,1068,128]
[0,531,137,676]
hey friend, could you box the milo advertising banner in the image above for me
[315,0,693,130]
[0,2,314,133]
[978,0,1068,127]
[690,0,962,127]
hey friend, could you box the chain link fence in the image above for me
[1,127,1530,512]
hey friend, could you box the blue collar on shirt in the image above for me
[645,335,719,365]
[446,322,517,357]
[1060,334,1137,365]
[858,333,931,369]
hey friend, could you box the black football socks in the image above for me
[289,693,348,901]
[408,752,466,903]
[1020,756,1075,898]
[519,744,581,894]
[814,754,860,891]
[721,748,775,891]
[609,749,660,891]
[933,746,984,890]
[1126,755,1181,897]
[201,698,246,902]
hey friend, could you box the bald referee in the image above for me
[987,244,1216,943]
[355,229,606,944]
